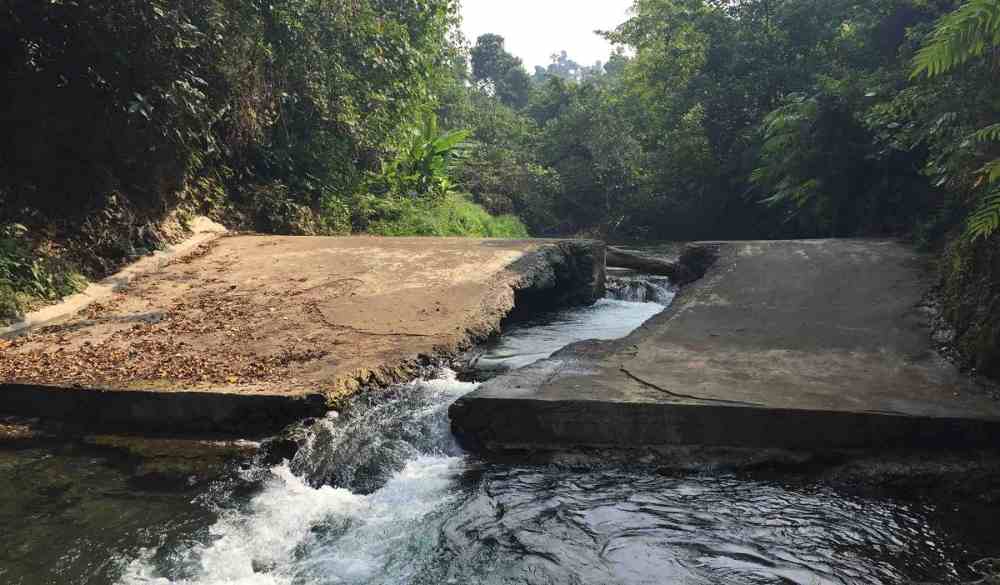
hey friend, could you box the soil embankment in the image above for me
[0,235,604,434]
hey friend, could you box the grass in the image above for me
[364,193,529,238]
[0,227,86,323]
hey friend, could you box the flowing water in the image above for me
[2,275,998,585]
[466,273,673,376]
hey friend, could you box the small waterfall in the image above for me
[605,273,676,305]
[119,369,476,585]
[113,302,975,585]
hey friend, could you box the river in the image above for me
[2,276,997,584]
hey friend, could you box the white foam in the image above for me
[293,455,461,583]
[120,453,460,585]
[416,367,479,396]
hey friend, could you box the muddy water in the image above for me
[2,277,998,585]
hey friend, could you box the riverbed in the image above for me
[2,277,998,585]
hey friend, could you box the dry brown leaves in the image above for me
[170,239,221,266]
[0,280,328,389]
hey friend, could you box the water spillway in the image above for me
[605,271,676,305]
[2,273,999,584]
[117,367,982,584]
[451,240,1000,453]
[465,272,671,377]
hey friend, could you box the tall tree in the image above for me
[470,34,531,109]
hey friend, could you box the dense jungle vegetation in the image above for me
[1,0,998,375]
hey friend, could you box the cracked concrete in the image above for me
[1,235,604,434]
[450,239,1000,451]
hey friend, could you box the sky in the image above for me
[460,0,633,71]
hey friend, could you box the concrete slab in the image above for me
[0,236,603,434]
[450,239,1000,451]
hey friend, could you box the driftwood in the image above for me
[606,247,681,278]
[606,244,719,285]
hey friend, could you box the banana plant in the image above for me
[383,113,472,198]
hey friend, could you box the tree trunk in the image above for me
[606,244,719,285]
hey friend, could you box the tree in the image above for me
[912,0,1000,240]
[470,34,531,109]
[538,84,646,236]
[533,51,604,82]
[0,0,460,237]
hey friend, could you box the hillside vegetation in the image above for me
[1,0,998,376]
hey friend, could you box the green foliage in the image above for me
[906,0,1000,240]
[939,232,1000,377]
[373,114,471,200]
[451,91,567,233]
[362,194,529,238]
[973,123,1000,145]
[601,0,894,238]
[6,0,1000,305]
[753,97,824,207]
[911,0,1000,78]
[533,51,605,83]
[751,91,882,237]
[471,34,532,109]
[2,0,460,236]
[538,83,647,236]
[0,225,85,321]
[967,188,1000,239]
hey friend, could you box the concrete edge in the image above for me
[0,382,327,437]
[1,217,226,338]
[1,237,607,436]
[326,239,607,399]
[449,396,1000,452]
[447,241,1000,453]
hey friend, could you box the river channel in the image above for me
[2,276,998,584]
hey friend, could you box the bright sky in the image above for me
[460,0,633,71]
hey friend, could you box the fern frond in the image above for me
[972,123,1000,143]
[979,158,1000,185]
[966,188,1000,240]
[912,0,1000,79]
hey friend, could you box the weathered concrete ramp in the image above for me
[451,239,1000,451]
[0,236,603,434]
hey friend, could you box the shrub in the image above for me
[0,224,85,321]
[362,194,529,238]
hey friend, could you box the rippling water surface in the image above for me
[116,368,976,585]
[1,280,996,585]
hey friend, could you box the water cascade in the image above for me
[0,276,989,585]
[605,273,676,305]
